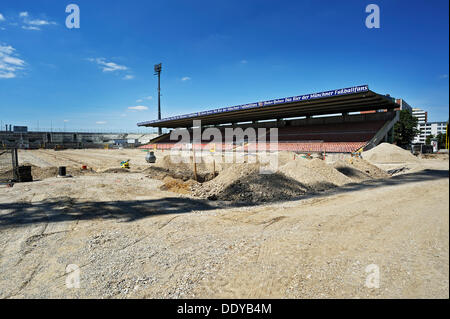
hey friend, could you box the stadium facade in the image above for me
[137,85,402,153]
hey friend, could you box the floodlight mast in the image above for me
[154,63,162,135]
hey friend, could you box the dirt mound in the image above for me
[192,158,354,203]
[333,157,390,181]
[192,163,309,203]
[98,168,132,174]
[304,158,351,186]
[144,164,215,183]
[363,143,419,164]
[279,158,351,191]
[348,157,390,179]
[154,154,392,200]
[159,176,197,195]
[332,160,371,182]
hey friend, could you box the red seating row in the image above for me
[140,141,367,153]
[141,120,386,153]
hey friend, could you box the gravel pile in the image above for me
[153,155,216,182]
[347,157,390,179]
[333,157,389,182]
[279,158,351,191]
[192,163,309,203]
[362,143,419,163]
[192,158,359,203]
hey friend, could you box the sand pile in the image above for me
[362,143,419,164]
[333,157,390,182]
[279,157,351,191]
[192,157,357,203]
[191,163,309,203]
[348,157,390,179]
[158,153,394,202]
[154,155,218,182]
[333,160,371,182]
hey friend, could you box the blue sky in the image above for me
[0,0,448,131]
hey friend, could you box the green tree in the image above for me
[436,132,446,149]
[425,134,434,145]
[393,110,420,147]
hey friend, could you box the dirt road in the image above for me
[0,150,448,298]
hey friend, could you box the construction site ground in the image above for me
[0,147,448,298]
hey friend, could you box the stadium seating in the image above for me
[140,119,388,153]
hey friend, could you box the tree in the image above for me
[436,132,446,149]
[425,134,434,145]
[393,110,420,147]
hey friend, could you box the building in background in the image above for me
[412,108,427,124]
[412,106,447,144]
[395,99,413,112]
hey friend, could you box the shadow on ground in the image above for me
[0,169,447,229]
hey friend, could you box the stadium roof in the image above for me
[137,85,399,128]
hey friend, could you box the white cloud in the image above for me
[3,56,25,66]
[0,13,5,21]
[88,57,128,72]
[96,121,107,125]
[128,105,148,111]
[181,76,191,81]
[27,19,56,26]
[0,45,14,55]
[0,72,15,79]
[19,12,56,31]
[240,59,248,64]
[0,44,25,79]
[123,74,134,80]
[136,99,143,103]
[22,26,40,31]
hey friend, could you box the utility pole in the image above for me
[154,63,162,136]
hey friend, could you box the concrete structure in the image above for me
[138,85,401,153]
[0,131,158,149]
[359,98,412,114]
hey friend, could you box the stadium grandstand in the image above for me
[137,85,402,153]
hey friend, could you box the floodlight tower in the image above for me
[154,63,162,135]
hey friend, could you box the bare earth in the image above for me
[0,149,448,298]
